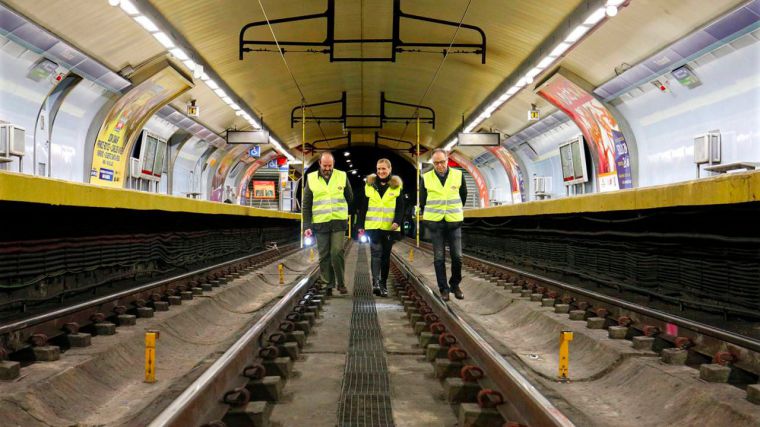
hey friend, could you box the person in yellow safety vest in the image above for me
[357,158,405,297]
[420,148,467,302]
[303,152,353,296]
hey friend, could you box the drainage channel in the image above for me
[337,245,395,426]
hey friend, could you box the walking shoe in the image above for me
[440,292,450,302]
[453,289,464,300]
[325,288,333,296]
[379,286,388,297]
[372,282,381,296]
[338,285,348,295]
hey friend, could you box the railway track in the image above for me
[0,242,300,376]
[407,238,760,402]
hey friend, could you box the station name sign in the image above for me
[457,132,500,146]
[227,130,270,144]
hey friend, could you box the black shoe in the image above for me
[379,286,388,297]
[440,292,450,302]
[372,283,381,296]
[325,288,333,296]
[453,289,464,300]
[338,285,348,295]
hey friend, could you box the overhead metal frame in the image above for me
[290,91,435,130]
[240,0,486,63]
[374,132,429,156]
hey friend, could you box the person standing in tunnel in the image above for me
[420,148,467,301]
[303,152,353,296]
[357,158,405,297]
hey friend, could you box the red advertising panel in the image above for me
[488,146,525,203]
[537,72,632,192]
[253,181,276,199]
[449,152,489,208]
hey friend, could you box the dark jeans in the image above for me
[428,224,462,293]
[369,233,395,288]
[316,230,346,288]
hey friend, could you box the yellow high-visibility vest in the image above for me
[308,170,348,223]
[365,180,402,231]
[422,168,463,222]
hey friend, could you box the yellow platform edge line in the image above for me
[0,171,300,220]
[465,170,760,218]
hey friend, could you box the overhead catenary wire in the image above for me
[256,0,328,144]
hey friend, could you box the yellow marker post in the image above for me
[278,263,285,284]
[558,330,573,381]
[409,248,414,262]
[145,330,159,383]
[348,215,352,239]
[309,248,315,262]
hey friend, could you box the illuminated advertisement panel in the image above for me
[90,62,192,187]
[488,146,525,203]
[236,151,279,202]
[253,181,276,199]
[537,71,632,192]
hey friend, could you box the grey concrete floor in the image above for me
[270,244,457,427]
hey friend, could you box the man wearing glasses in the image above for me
[419,148,467,301]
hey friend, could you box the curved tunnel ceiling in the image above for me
[2,0,748,180]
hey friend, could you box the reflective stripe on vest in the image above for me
[422,168,463,222]
[308,170,348,223]
[364,180,402,231]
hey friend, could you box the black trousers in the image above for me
[369,232,395,288]
[427,223,462,293]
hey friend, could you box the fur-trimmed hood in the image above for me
[366,174,402,189]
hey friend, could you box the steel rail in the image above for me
[0,243,298,336]
[464,251,760,354]
[147,264,320,426]
[391,251,575,427]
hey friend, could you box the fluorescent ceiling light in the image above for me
[565,24,590,43]
[606,0,625,6]
[584,7,606,26]
[134,16,159,33]
[605,5,618,17]
[230,103,241,110]
[205,79,219,90]
[119,0,140,15]
[496,94,510,103]
[515,78,527,88]
[214,88,227,98]
[526,67,543,79]
[169,48,189,60]
[182,59,195,71]
[549,42,571,58]
[221,96,234,105]
[152,31,174,49]
[506,85,520,95]
[537,56,554,69]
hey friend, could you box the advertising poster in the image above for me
[90,64,192,187]
[537,72,632,192]
[253,181,276,199]
[488,146,525,203]
[210,145,249,201]
[449,152,489,208]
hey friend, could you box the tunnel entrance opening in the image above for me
[297,147,419,235]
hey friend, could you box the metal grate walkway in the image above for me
[337,246,395,426]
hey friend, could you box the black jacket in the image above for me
[357,174,405,240]
[303,170,353,232]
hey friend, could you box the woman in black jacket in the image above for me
[357,158,405,297]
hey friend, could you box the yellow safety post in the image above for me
[278,263,285,284]
[145,330,159,383]
[416,115,420,248]
[348,215,352,239]
[300,102,306,248]
[409,248,414,262]
[309,248,315,262]
[558,330,573,381]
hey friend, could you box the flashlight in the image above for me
[359,234,368,244]
[304,236,314,246]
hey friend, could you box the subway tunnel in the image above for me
[0,1,759,426]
